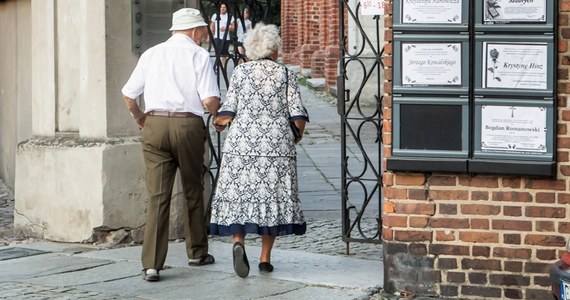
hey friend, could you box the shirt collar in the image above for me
[169,33,197,45]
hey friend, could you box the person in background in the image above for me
[235,7,252,64]
[121,8,220,282]
[210,23,309,278]
[210,2,235,69]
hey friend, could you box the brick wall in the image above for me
[281,1,340,92]
[382,1,568,299]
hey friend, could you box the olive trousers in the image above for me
[140,115,209,270]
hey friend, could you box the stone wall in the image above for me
[381,1,567,299]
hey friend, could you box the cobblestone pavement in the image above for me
[0,180,15,246]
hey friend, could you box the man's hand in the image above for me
[124,96,146,130]
[133,112,146,129]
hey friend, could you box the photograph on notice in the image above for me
[484,0,546,23]
[482,42,548,90]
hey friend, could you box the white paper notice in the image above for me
[483,43,548,90]
[361,0,384,16]
[402,0,462,24]
[484,0,546,23]
[401,43,462,86]
[481,105,547,153]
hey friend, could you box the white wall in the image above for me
[0,0,32,190]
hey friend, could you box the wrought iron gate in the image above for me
[338,0,383,249]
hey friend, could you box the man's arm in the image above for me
[123,96,146,129]
[203,96,221,117]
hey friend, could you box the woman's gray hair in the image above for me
[243,23,281,60]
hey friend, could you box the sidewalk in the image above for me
[1,239,382,299]
[0,84,390,299]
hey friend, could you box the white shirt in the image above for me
[236,19,251,42]
[121,34,220,116]
[210,13,234,40]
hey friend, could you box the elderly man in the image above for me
[122,8,221,282]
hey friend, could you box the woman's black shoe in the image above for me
[232,242,250,278]
[258,262,274,272]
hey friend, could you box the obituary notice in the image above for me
[484,0,546,23]
[402,0,462,24]
[481,105,547,154]
[401,43,462,86]
[483,42,548,90]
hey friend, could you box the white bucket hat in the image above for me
[169,8,208,31]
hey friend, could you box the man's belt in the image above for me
[147,111,200,118]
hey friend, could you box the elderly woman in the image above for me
[210,23,308,278]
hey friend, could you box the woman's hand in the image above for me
[213,123,227,132]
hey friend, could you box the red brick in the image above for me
[429,190,469,201]
[395,173,426,186]
[525,179,567,190]
[383,215,407,227]
[525,206,566,218]
[460,204,500,215]
[493,247,532,259]
[472,246,490,257]
[429,218,470,229]
[436,230,456,241]
[409,216,429,228]
[502,178,522,189]
[384,187,407,199]
[491,191,533,203]
[408,189,427,200]
[559,222,570,233]
[524,262,551,274]
[536,192,556,204]
[394,202,436,215]
[470,219,490,230]
[524,234,566,247]
[537,249,557,260]
[536,221,555,232]
[459,176,499,188]
[383,228,394,241]
[504,206,523,217]
[471,191,489,201]
[461,258,502,271]
[559,193,570,204]
[504,234,522,245]
[428,175,457,186]
[459,232,499,243]
[505,261,523,272]
[438,203,457,215]
[430,244,470,256]
[394,230,432,242]
[492,220,532,231]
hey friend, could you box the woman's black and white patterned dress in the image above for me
[209,59,309,236]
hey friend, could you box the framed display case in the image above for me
[475,0,555,32]
[474,35,555,97]
[393,0,469,31]
[393,34,470,95]
[392,96,469,158]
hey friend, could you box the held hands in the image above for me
[213,123,227,132]
[213,115,232,132]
